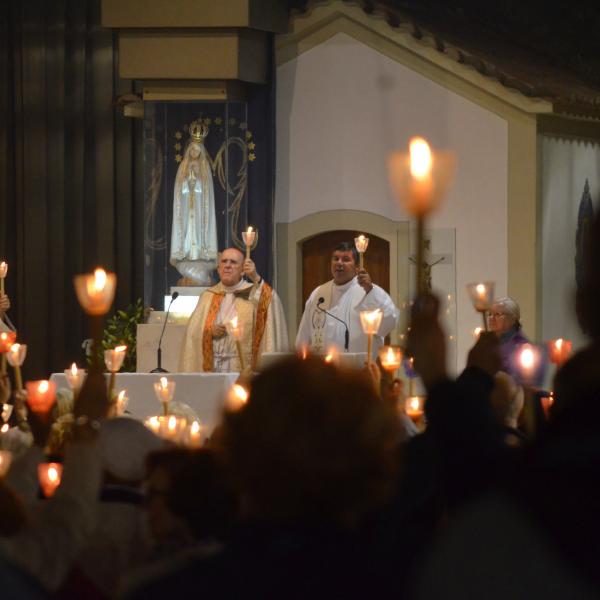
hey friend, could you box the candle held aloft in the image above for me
[378,345,402,372]
[354,235,369,270]
[153,377,175,415]
[405,395,425,424]
[64,363,86,394]
[104,345,127,373]
[225,383,249,412]
[7,343,26,390]
[242,226,258,260]
[548,338,572,366]
[25,380,57,415]
[0,261,7,296]
[73,267,117,316]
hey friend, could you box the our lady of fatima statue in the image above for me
[170,120,218,286]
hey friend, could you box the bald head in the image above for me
[218,247,245,286]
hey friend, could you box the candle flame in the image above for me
[409,397,421,411]
[70,363,78,376]
[168,416,177,431]
[474,327,483,336]
[48,466,59,483]
[232,384,248,403]
[363,309,380,324]
[38,380,49,393]
[247,226,253,234]
[555,338,563,350]
[190,421,201,434]
[148,417,159,428]
[520,347,535,369]
[115,345,127,353]
[160,376,168,389]
[1,423,9,433]
[476,283,486,294]
[10,343,20,354]
[117,390,126,402]
[1,333,7,341]
[230,317,238,329]
[409,137,432,179]
[385,347,395,363]
[93,268,107,292]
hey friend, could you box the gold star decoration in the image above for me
[174,142,181,151]
[215,117,222,125]
[175,154,183,163]
[174,131,182,139]
[248,142,256,150]
[245,130,252,140]
[248,153,256,162]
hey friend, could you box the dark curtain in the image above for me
[0,0,143,379]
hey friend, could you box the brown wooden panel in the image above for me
[301,230,390,308]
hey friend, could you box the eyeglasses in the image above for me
[489,312,506,319]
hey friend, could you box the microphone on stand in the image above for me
[151,291,179,373]
[316,297,349,352]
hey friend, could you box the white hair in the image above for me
[493,297,521,327]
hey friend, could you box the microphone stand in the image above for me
[151,292,179,373]
[316,299,349,352]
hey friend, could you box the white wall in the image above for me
[276,32,508,369]
[541,136,600,349]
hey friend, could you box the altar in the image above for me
[50,372,238,432]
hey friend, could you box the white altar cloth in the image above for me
[50,372,238,432]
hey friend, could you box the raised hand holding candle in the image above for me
[38,463,63,498]
[153,376,175,415]
[387,137,455,295]
[378,345,402,373]
[6,343,26,391]
[64,363,86,396]
[0,261,7,296]
[548,338,572,366]
[242,226,258,260]
[73,267,117,316]
[359,309,383,365]
[105,345,127,401]
[25,380,57,416]
[405,395,425,426]
[354,235,369,270]
[517,344,540,385]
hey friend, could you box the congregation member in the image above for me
[0,292,11,331]
[488,296,547,386]
[178,248,288,372]
[296,242,399,358]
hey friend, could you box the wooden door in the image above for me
[301,230,390,309]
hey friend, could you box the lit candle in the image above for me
[0,330,16,376]
[6,343,26,391]
[25,380,57,416]
[0,450,12,478]
[359,309,383,365]
[144,416,161,435]
[517,344,540,385]
[225,383,249,412]
[405,395,425,424]
[473,326,484,338]
[298,344,309,360]
[354,235,369,270]
[161,415,187,443]
[466,281,495,330]
[73,267,117,316]
[153,376,175,415]
[242,226,257,260]
[0,261,7,296]
[104,345,127,373]
[323,346,339,365]
[64,363,86,396]
[540,392,554,419]
[548,338,572,366]
[378,345,402,372]
[38,463,63,498]
[0,423,9,433]
[227,317,246,371]
[186,420,204,447]
[115,389,129,416]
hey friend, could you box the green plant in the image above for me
[91,298,144,372]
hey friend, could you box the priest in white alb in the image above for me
[296,242,399,358]
[179,248,288,372]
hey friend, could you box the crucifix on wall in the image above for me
[409,238,452,293]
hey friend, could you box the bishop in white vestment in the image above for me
[296,242,399,358]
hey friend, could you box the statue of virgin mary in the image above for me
[170,120,218,285]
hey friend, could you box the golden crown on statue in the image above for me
[189,119,209,142]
